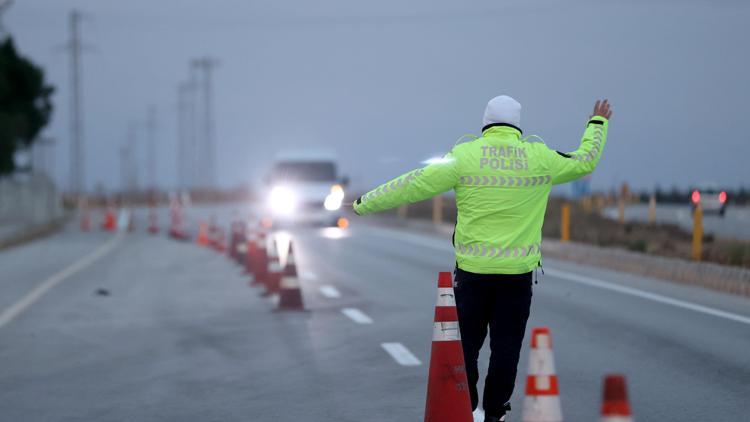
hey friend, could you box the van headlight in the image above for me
[269,186,297,216]
[324,184,345,211]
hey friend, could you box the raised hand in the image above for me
[590,99,612,120]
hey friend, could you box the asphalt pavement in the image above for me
[1,205,749,421]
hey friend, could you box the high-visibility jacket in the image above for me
[353,118,609,274]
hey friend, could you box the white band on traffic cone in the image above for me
[432,321,461,342]
[281,276,299,289]
[522,396,563,422]
[436,288,456,307]
[528,349,557,376]
[267,243,278,258]
[269,261,283,272]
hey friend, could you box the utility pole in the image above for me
[177,82,191,190]
[146,106,157,191]
[68,10,84,196]
[126,123,138,192]
[191,57,219,189]
[119,145,129,193]
[187,69,199,189]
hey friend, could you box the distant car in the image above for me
[690,184,728,216]
[263,151,349,227]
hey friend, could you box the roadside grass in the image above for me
[374,196,750,269]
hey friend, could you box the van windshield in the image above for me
[271,161,336,182]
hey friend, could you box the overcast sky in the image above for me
[6,0,749,193]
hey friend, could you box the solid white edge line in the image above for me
[546,268,750,326]
[319,285,341,298]
[366,227,750,326]
[0,234,123,329]
[381,342,422,366]
[341,308,373,324]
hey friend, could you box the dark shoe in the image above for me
[484,402,511,422]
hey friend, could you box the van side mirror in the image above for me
[340,175,350,187]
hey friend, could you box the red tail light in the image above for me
[719,191,727,204]
[691,190,701,204]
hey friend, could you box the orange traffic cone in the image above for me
[237,222,247,264]
[236,233,248,268]
[250,230,267,286]
[207,216,218,248]
[229,219,244,262]
[196,222,209,246]
[247,231,258,278]
[601,375,633,422]
[244,228,258,275]
[424,272,473,422]
[228,220,237,259]
[522,327,563,422]
[102,208,116,231]
[277,241,305,311]
[261,237,282,296]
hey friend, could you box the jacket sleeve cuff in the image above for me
[352,197,364,216]
[587,117,608,126]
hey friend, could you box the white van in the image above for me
[263,152,348,226]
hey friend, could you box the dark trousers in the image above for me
[454,267,533,417]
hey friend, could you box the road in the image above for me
[1,205,749,421]
[604,203,750,241]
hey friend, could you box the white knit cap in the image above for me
[483,95,521,128]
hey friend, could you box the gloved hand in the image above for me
[590,99,613,120]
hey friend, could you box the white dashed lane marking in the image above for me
[319,285,341,298]
[301,271,318,281]
[381,342,422,366]
[341,308,373,324]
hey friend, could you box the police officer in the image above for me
[353,96,611,421]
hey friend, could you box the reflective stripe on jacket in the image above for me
[353,118,609,274]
